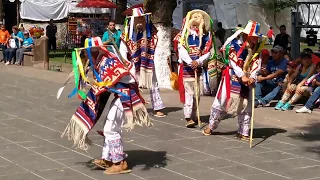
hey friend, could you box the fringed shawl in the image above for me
[62,50,152,151]
[120,28,158,89]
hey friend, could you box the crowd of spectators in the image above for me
[255,45,320,113]
[0,24,34,65]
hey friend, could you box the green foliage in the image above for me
[267,0,296,12]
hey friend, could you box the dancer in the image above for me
[202,21,266,140]
[120,7,166,117]
[60,37,152,175]
[173,9,213,128]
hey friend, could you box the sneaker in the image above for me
[254,100,261,108]
[296,106,312,113]
[281,102,291,111]
[275,101,284,110]
[5,61,10,65]
[15,61,20,65]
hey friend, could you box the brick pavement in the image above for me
[0,65,319,180]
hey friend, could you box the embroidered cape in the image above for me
[61,46,151,151]
[120,26,158,89]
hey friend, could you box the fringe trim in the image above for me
[139,70,153,89]
[61,115,92,151]
[122,104,153,131]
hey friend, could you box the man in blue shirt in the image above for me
[15,31,34,65]
[102,20,121,48]
[255,45,288,107]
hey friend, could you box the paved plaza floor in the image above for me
[0,65,319,180]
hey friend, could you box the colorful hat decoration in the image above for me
[223,20,267,48]
[123,7,152,41]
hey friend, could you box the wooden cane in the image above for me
[249,87,255,148]
[194,70,201,127]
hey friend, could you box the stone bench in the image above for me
[23,51,34,66]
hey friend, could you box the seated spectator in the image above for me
[260,49,270,70]
[0,24,10,63]
[295,48,320,65]
[255,45,287,107]
[15,31,33,65]
[279,61,297,92]
[296,62,320,113]
[275,51,316,110]
[4,26,24,65]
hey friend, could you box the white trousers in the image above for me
[101,98,127,163]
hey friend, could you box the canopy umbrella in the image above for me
[122,3,144,16]
[76,0,118,8]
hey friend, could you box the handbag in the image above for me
[9,39,17,48]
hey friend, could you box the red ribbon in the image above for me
[178,63,185,103]
[216,66,231,109]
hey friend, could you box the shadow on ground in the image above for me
[288,121,320,158]
[147,106,182,115]
[81,150,168,171]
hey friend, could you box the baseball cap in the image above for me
[287,61,297,68]
[271,45,284,52]
[23,30,29,34]
[261,49,269,56]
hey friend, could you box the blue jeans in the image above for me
[0,44,6,59]
[4,48,17,63]
[305,87,320,109]
[255,80,281,105]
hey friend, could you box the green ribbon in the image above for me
[223,44,231,65]
[69,50,87,100]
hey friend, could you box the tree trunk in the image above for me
[144,0,177,89]
[0,0,3,24]
[115,0,127,30]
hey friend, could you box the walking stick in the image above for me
[194,70,201,127]
[249,87,255,148]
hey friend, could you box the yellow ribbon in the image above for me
[73,38,112,88]
[179,12,191,46]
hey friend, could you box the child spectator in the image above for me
[296,62,320,113]
[275,51,316,111]
[279,61,297,92]
[258,49,270,76]
[267,26,274,45]
[0,24,10,63]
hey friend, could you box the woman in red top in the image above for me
[267,26,274,45]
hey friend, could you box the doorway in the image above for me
[4,0,17,33]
